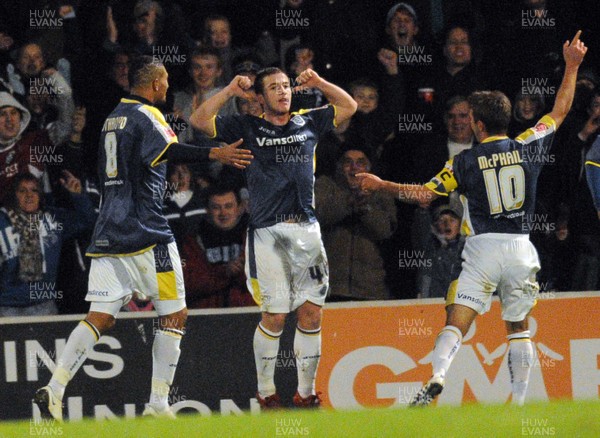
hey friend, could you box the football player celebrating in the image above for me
[191,68,356,408]
[34,55,252,420]
[358,31,587,406]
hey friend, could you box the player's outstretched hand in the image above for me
[356,172,383,194]
[295,69,322,91]
[60,170,82,194]
[563,30,587,68]
[212,138,253,169]
[227,75,253,99]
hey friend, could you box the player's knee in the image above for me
[297,304,322,330]
[261,312,286,332]
[506,319,528,334]
[86,311,116,334]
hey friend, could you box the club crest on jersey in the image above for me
[290,115,305,126]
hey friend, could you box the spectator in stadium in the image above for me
[380,2,434,111]
[6,42,74,146]
[0,91,50,203]
[179,185,253,308]
[163,163,207,243]
[315,145,397,300]
[285,44,324,112]
[0,172,95,317]
[561,89,600,290]
[345,76,405,168]
[83,49,131,172]
[509,92,546,137]
[411,95,475,183]
[202,15,243,85]
[255,0,310,69]
[48,105,101,314]
[173,48,234,143]
[427,24,489,122]
[104,1,192,89]
[412,203,465,298]
[314,117,351,178]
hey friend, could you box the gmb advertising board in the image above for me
[1,293,599,420]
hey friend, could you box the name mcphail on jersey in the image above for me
[398,114,432,132]
[478,150,523,169]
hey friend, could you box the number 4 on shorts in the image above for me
[309,265,324,283]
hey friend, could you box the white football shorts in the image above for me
[245,221,329,313]
[446,233,540,322]
[87,241,186,316]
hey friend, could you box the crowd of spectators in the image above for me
[0,0,599,315]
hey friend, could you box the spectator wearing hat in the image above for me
[378,2,436,125]
[411,202,465,299]
[315,145,397,300]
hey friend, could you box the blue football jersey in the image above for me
[212,105,336,229]
[87,96,178,256]
[425,115,557,235]
[585,134,600,211]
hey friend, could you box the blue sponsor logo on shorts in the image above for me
[88,290,109,297]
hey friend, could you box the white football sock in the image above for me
[149,328,183,410]
[431,325,463,379]
[508,331,533,406]
[49,320,100,400]
[294,326,322,398]
[254,323,282,398]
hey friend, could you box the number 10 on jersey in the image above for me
[483,165,525,214]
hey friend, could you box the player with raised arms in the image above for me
[34,55,253,420]
[190,67,356,408]
[358,31,587,406]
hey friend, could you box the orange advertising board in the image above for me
[317,293,600,408]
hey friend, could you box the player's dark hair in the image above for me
[128,55,163,90]
[468,91,511,135]
[190,47,223,68]
[254,67,286,96]
[206,184,242,205]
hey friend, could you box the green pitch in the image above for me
[2,400,599,437]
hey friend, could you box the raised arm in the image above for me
[189,75,253,137]
[356,173,439,207]
[548,30,588,128]
[295,69,357,125]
